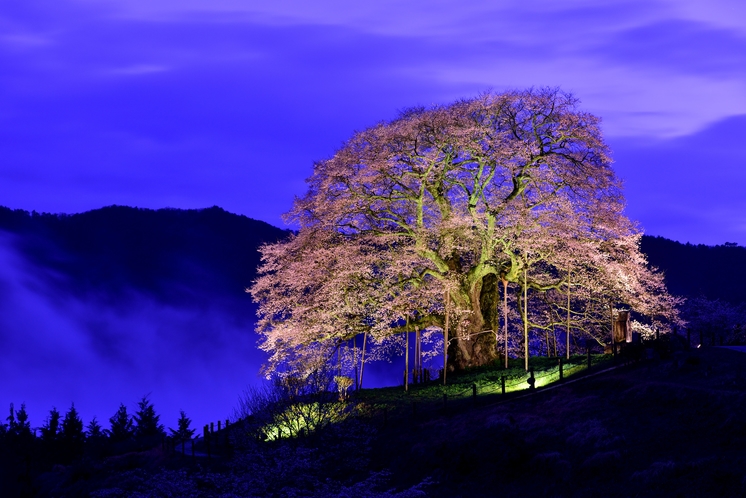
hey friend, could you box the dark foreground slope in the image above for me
[374,346,746,497]
[21,347,746,498]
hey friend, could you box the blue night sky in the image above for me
[3,0,746,244]
[2,0,746,428]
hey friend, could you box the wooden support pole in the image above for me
[204,425,211,460]
[566,269,571,360]
[405,321,409,392]
[523,266,529,372]
[359,330,368,389]
[503,279,509,369]
[444,291,449,386]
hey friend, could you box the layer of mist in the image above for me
[0,206,286,429]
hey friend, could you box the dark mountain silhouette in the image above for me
[0,206,743,310]
[0,205,291,311]
[641,235,746,305]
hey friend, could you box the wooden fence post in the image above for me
[204,425,211,460]
[501,376,506,395]
[559,358,563,381]
[472,383,477,404]
[587,343,592,370]
[225,420,230,449]
[528,368,535,390]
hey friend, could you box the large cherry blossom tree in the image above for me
[251,88,681,374]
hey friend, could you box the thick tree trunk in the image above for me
[448,274,499,370]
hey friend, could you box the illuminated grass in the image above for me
[356,354,614,407]
[257,355,615,439]
[261,400,352,441]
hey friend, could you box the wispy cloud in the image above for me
[52,0,745,137]
[1,33,55,48]
[2,0,745,242]
[106,64,170,75]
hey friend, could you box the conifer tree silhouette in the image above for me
[39,407,61,443]
[84,416,106,459]
[6,403,15,432]
[86,417,104,439]
[60,403,85,462]
[133,395,165,447]
[169,410,195,454]
[40,407,62,463]
[7,403,32,439]
[107,403,134,443]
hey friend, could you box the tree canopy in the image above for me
[251,88,680,376]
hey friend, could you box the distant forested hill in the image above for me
[1,206,743,309]
[641,235,746,305]
[0,205,291,310]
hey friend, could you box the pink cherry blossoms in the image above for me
[250,88,681,376]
